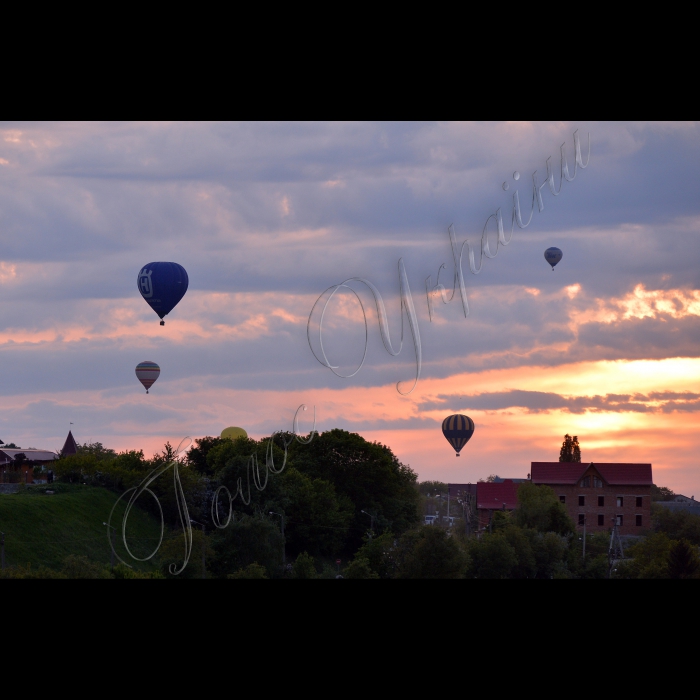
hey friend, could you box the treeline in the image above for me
[47,429,421,577]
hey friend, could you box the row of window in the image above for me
[580,476,604,488]
[560,496,644,507]
[578,514,643,527]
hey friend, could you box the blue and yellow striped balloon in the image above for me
[442,414,475,456]
[135,361,160,394]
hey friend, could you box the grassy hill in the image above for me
[0,484,165,572]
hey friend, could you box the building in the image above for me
[0,448,59,484]
[531,461,652,535]
[476,480,521,530]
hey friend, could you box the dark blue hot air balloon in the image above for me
[442,414,475,457]
[544,247,563,271]
[137,262,189,325]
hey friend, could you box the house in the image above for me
[0,448,59,484]
[531,461,652,535]
[476,480,521,530]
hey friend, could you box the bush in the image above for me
[228,562,269,579]
[344,557,379,579]
[292,552,317,579]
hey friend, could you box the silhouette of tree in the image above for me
[559,435,581,463]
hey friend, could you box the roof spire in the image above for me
[61,430,78,457]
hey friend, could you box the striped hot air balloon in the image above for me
[135,361,160,394]
[442,414,475,457]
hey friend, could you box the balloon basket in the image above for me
[160,320,165,326]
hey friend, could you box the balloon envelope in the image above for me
[135,361,160,393]
[442,414,475,456]
[221,426,248,441]
[544,247,563,270]
[137,262,189,324]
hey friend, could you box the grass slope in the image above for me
[0,484,164,572]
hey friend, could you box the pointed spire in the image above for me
[61,430,78,457]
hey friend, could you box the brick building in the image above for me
[531,462,652,536]
[476,480,520,530]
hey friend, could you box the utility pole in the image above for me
[608,516,625,578]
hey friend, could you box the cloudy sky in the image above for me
[2,121,699,493]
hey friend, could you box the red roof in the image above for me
[531,462,652,486]
[476,480,520,510]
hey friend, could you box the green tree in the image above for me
[393,527,466,579]
[352,532,397,579]
[466,534,517,579]
[292,551,317,579]
[651,484,675,501]
[77,442,117,461]
[289,429,420,552]
[228,562,269,579]
[615,533,673,579]
[513,482,574,535]
[668,539,700,579]
[158,528,215,579]
[61,555,111,579]
[652,505,700,545]
[343,557,379,579]
[209,515,283,578]
[559,434,581,462]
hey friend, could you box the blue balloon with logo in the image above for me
[137,262,189,325]
[544,247,563,271]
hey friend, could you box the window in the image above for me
[578,514,585,526]
[598,514,605,526]
[616,515,624,526]
[578,496,585,506]
[616,497,624,508]
[593,477,603,488]
[636,515,642,527]
[598,496,605,507]
[581,476,591,487]
[559,495,566,504]
[636,496,642,508]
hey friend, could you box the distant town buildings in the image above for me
[0,430,76,484]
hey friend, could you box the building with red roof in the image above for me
[531,462,652,535]
[475,480,521,530]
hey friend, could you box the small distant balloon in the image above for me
[442,414,475,457]
[137,262,189,325]
[221,426,248,441]
[544,247,563,270]
[135,361,160,394]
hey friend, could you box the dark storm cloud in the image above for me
[420,389,700,414]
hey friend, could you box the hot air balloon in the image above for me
[221,427,248,441]
[442,414,475,457]
[544,247,563,270]
[135,361,160,394]
[137,262,189,325]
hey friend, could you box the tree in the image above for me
[343,557,380,579]
[289,429,420,552]
[668,540,700,579]
[394,527,466,579]
[651,484,676,502]
[292,551,317,579]
[77,442,117,461]
[652,505,700,545]
[12,453,28,470]
[559,434,581,462]
[512,482,574,535]
[210,515,284,578]
[228,563,269,579]
[466,534,517,579]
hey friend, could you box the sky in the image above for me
[1,121,699,494]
